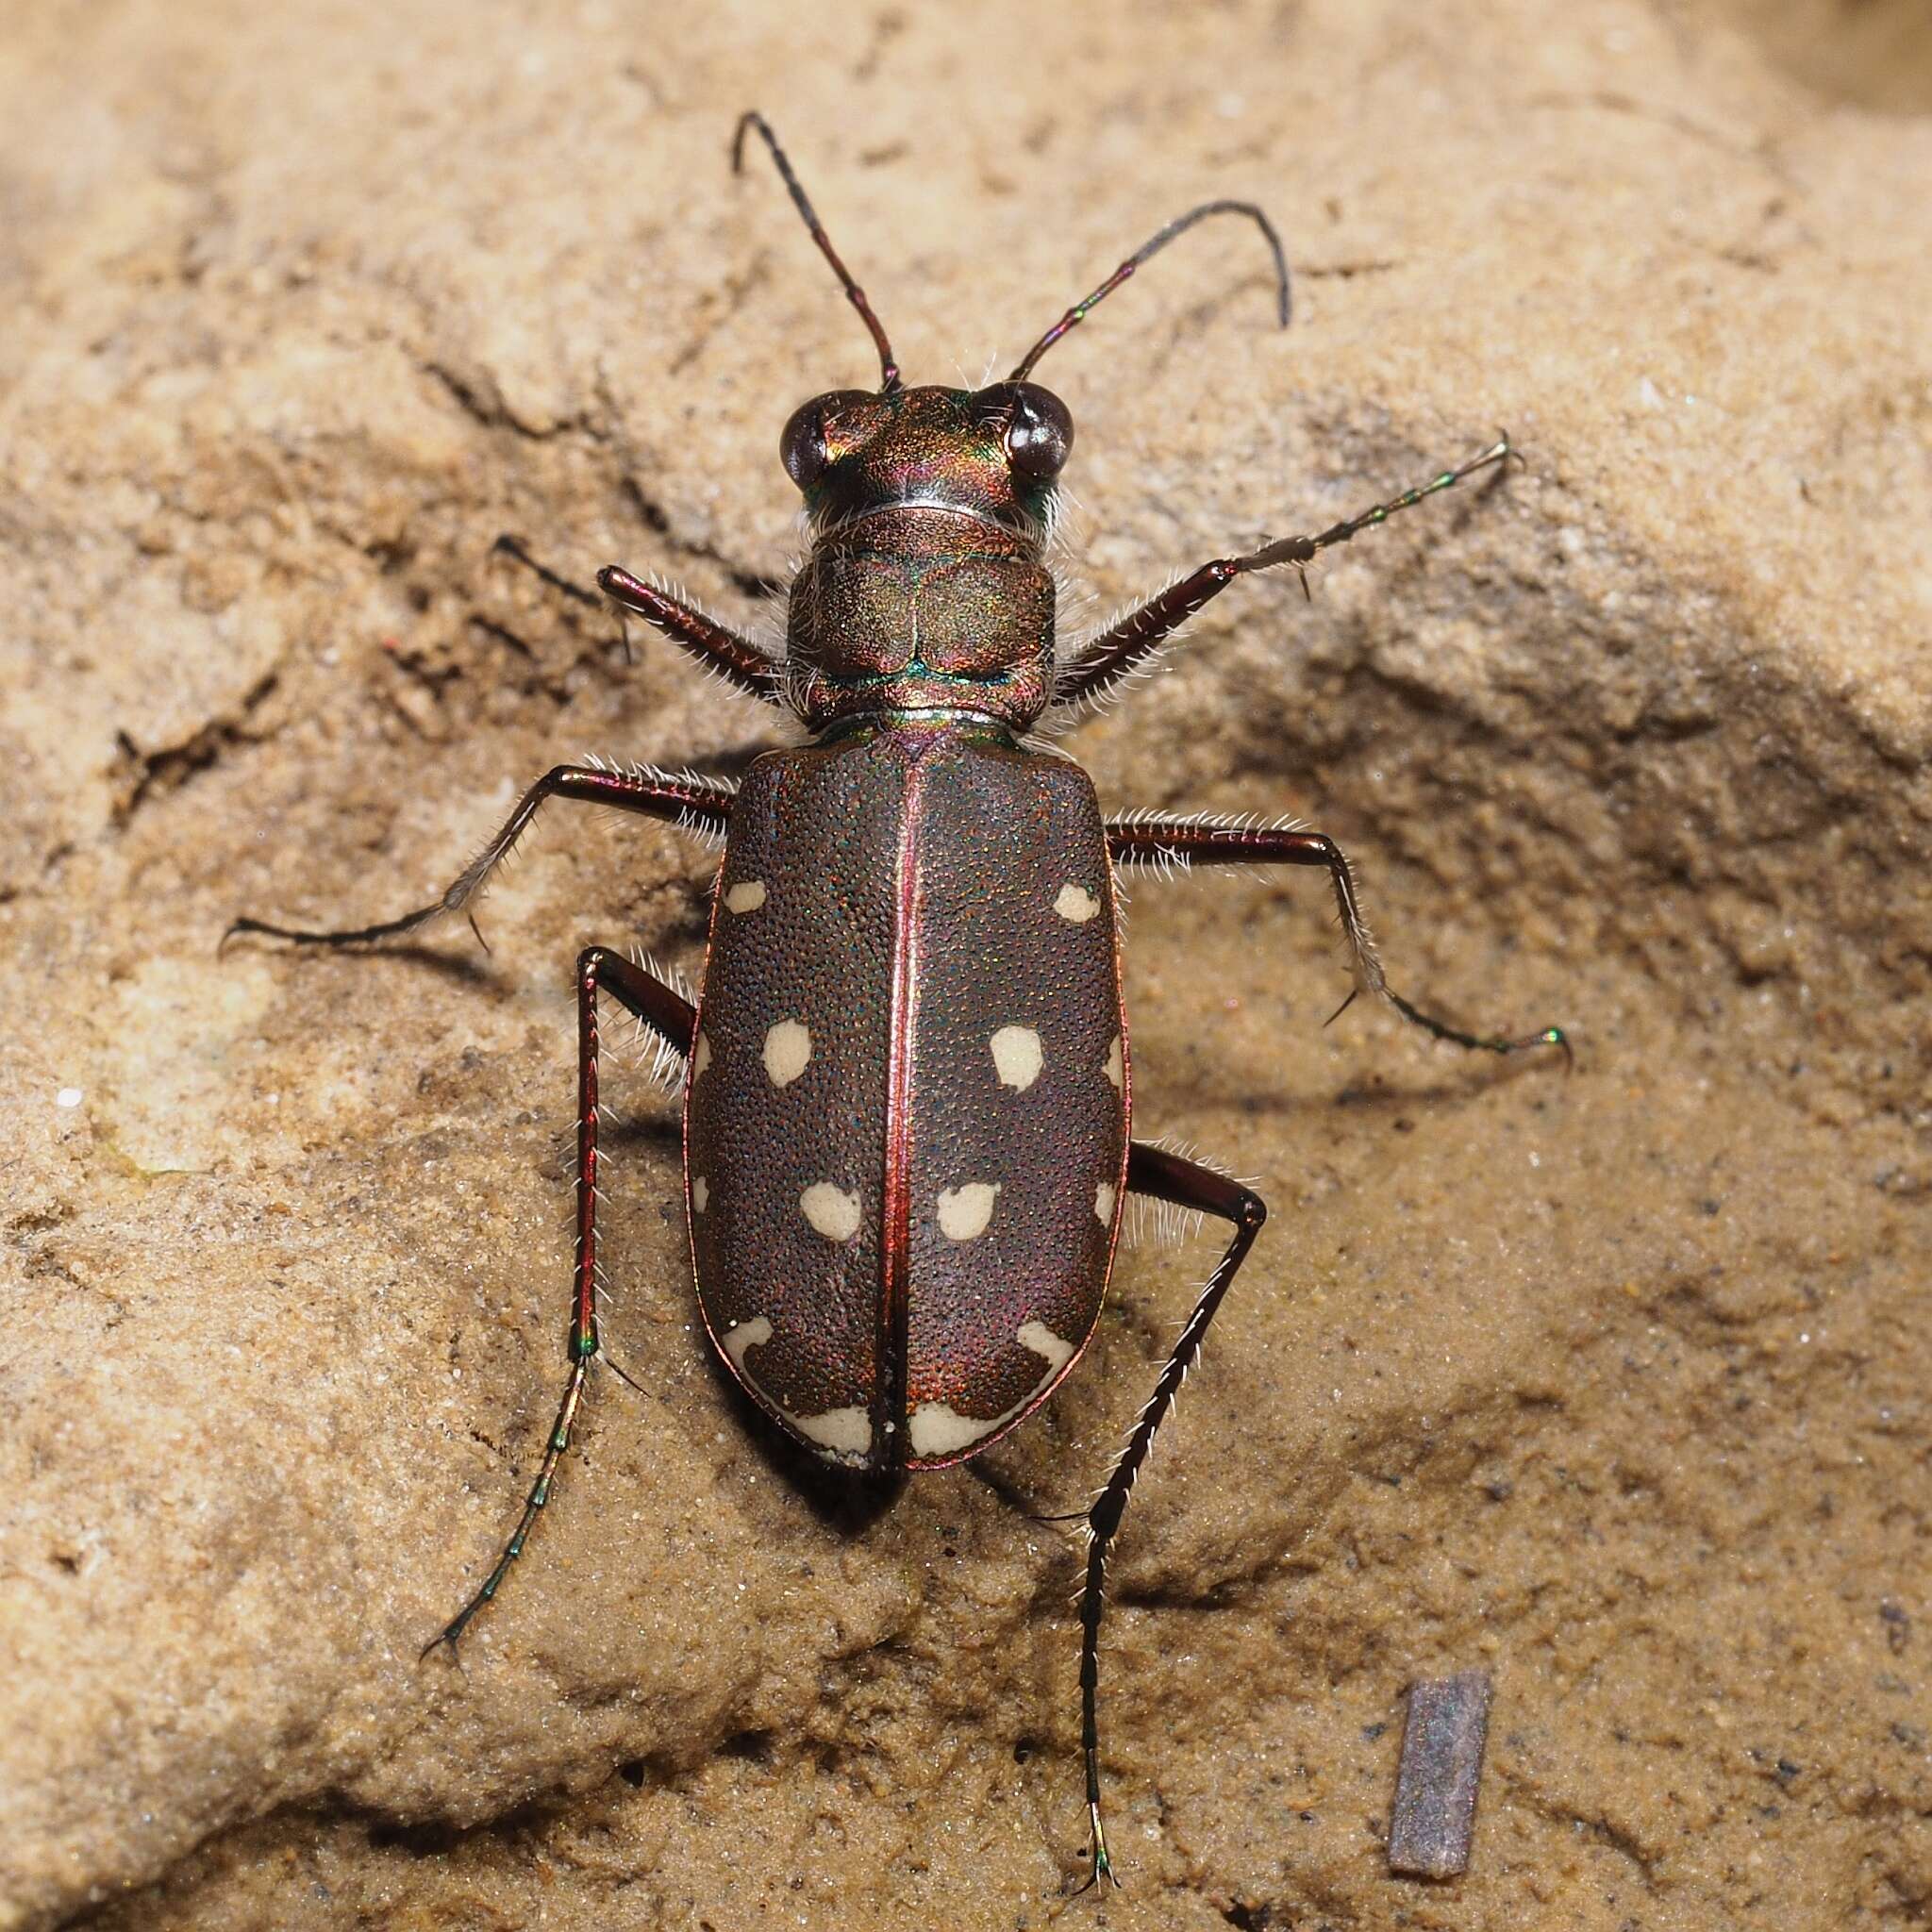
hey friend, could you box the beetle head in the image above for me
[779,382,1074,541]
[733,110,1288,548]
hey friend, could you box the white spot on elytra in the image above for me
[938,1182,1000,1241]
[908,1402,998,1458]
[1055,883,1101,923]
[763,1019,811,1087]
[908,1320,1076,1458]
[1103,1034,1123,1090]
[691,1175,708,1213]
[1095,1182,1117,1225]
[721,1314,769,1367]
[725,878,767,913]
[56,1088,83,1109]
[1017,1320,1075,1372]
[691,1032,711,1078]
[800,1181,861,1241]
[990,1024,1043,1091]
[791,1406,872,1457]
[725,1336,873,1465]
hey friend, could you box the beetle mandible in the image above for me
[229,112,1567,1887]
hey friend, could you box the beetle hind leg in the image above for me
[1073,1141,1268,1889]
[425,946,696,1657]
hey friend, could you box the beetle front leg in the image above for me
[1053,436,1513,714]
[1074,1141,1268,1890]
[225,763,735,951]
[427,946,696,1655]
[491,534,783,699]
[596,563,785,704]
[1107,816,1569,1063]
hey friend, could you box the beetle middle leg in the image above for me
[1076,1141,1268,1889]
[426,945,696,1655]
[1107,815,1569,1063]
[224,763,734,951]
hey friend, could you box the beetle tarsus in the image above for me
[1386,991,1574,1068]
[419,951,696,1652]
[221,908,441,950]
[1074,1798,1120,1893]
[1068,1145,1271,1891]
[419,1618,468,1664]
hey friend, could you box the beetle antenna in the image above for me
[1009,200,1291,382]
[732,111,903,394]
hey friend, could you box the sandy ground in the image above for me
[2,2,1929,1927]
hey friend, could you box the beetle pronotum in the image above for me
[230,112,1565,1887]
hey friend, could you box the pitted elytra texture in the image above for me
[897,737,1126,1458]
[685,742,898,1436]
[687,728,1129,1471]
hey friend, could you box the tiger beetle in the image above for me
[228,112,1568,1890]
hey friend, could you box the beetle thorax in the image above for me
[780,385,1070,733]
[789,503,1054,731]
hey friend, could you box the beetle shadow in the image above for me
[220,930,499,991]
[1334,1056,1571,1108]
[717,1370,909,1536]
[1274,1048,1574,1116]
[1151,1029,1574,1128]
[360,943,498,990]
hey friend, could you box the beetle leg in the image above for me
[1052,436,1514,715]
[1074,1141,1268,1890]
[426,946,696,1656]
[225,763,735,950]
[1107,815,1570,1064]
[597,563,785,705]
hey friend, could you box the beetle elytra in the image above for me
[229,112,1566,1888]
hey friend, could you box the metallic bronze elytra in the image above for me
[225,110,1568,1892]
[687,728,1127,1471]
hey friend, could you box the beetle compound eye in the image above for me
[1008,384,1074,478]
[978,381,1074,480]
[780,400,831,489]
[780,390,874,490]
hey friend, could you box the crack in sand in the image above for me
[111,668,284,828]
